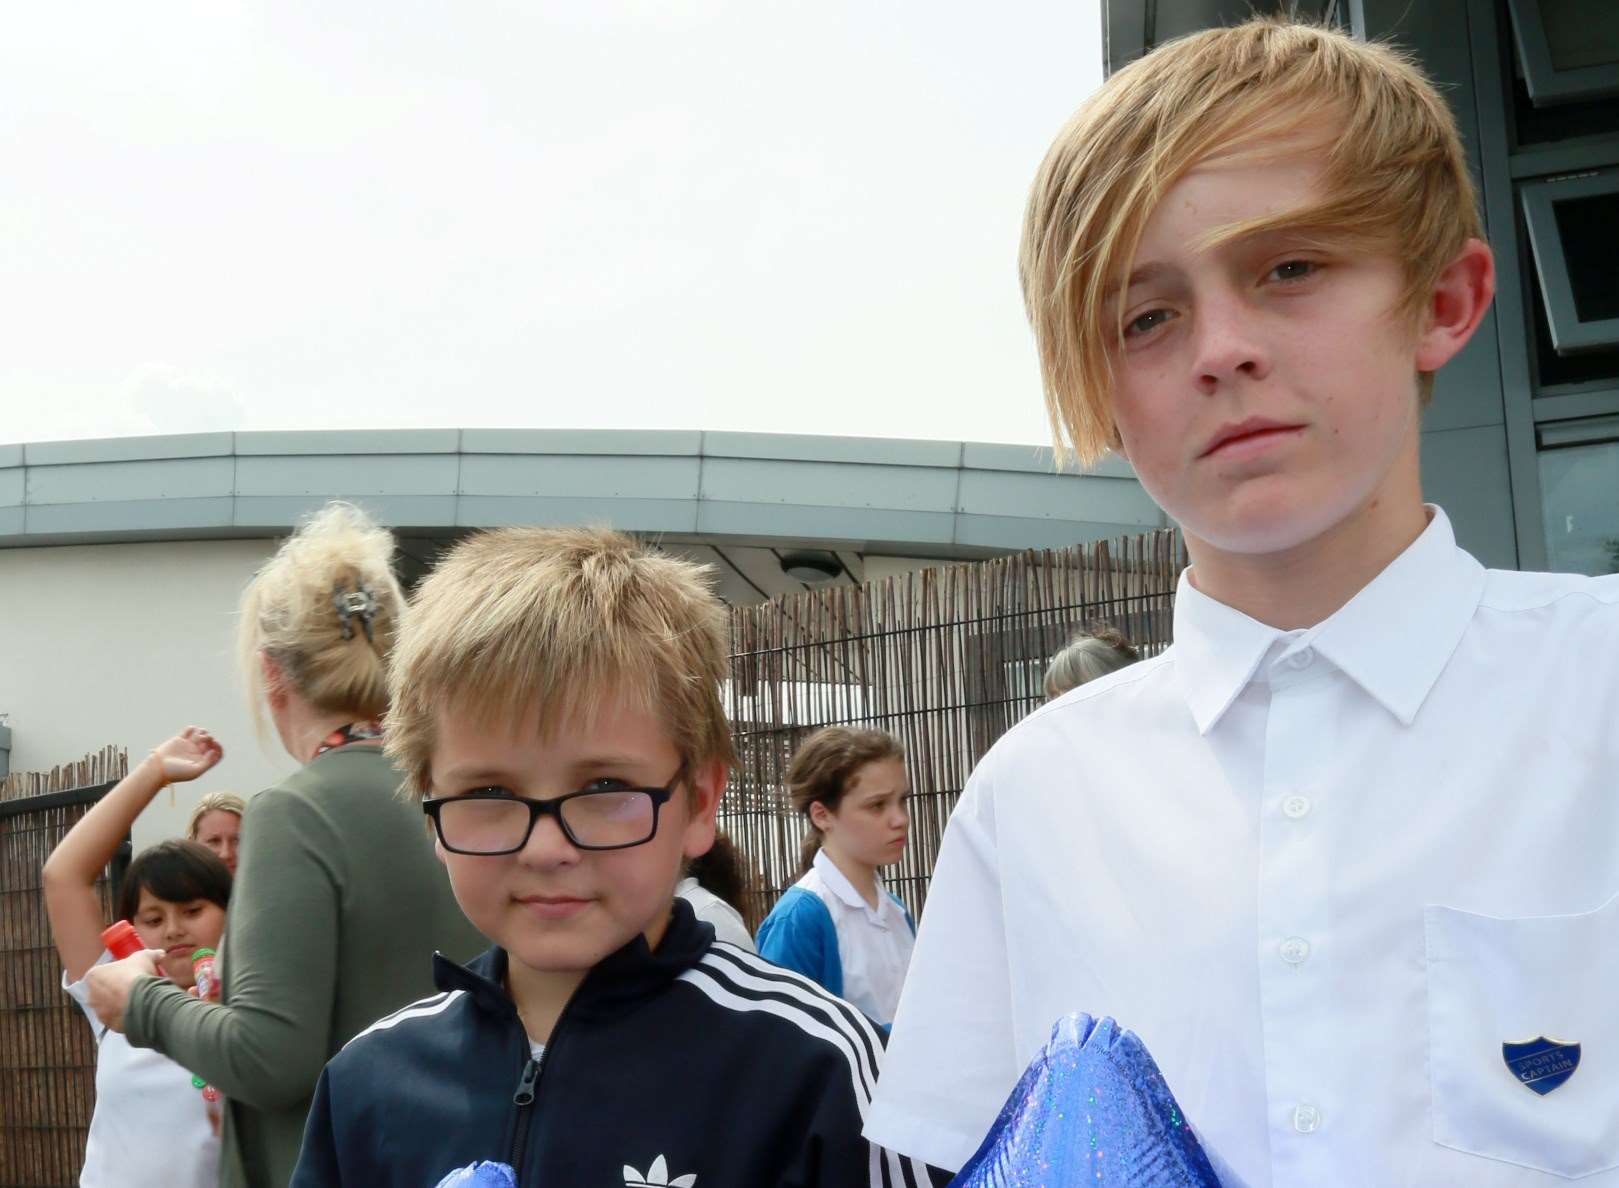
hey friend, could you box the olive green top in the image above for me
[124,745,485,1188]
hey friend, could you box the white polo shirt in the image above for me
[675,876,757,951]
[866,508,1619,1185]
[801,850,916,1025]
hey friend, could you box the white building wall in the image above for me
[0,540,994,854]
[0,539,288,851]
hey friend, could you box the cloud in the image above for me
[123,364,249,434]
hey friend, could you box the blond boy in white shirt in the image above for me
[865,18,1619,1187]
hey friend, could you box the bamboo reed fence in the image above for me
[718,529,1184,928]
[0,749,127,1188]
[1,747,126,804]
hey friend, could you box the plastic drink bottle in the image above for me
[191,947,218,1001]
[189,948,222,1104]
[100,920,144,959]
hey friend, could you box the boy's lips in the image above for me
[1199,417,1306,460]
[514,894,593,920]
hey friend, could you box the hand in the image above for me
[148,727,224,786]
[84,949,163,1032]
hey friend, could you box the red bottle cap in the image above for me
[101,920,145,959]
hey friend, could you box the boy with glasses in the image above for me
[291,527,937,1187]
[866,17,1619,1187]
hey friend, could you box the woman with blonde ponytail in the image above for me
[84,503,483,1188]
[755,726,916,1027]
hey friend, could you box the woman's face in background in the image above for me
[192,810,241,874]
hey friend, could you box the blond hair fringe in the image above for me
[385,526,736,800]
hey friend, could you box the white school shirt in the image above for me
[63,952,219,1188]
[675,876,757,951]
[866,507,1619,1186]
[801,850,916,1025]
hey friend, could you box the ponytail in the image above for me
[795,829,822,880]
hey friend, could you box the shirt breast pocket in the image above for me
[1425,891,1619,1179]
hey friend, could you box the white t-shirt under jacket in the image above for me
[865,507,1619,1186]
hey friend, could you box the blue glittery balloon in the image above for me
[432,1160,518,1188]
[949,1014,1227,1188]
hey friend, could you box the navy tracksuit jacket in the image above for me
[291,900,945,1187]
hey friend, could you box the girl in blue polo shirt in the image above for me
[756,727,916,1026]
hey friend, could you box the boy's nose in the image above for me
[1190,303,1270,393]
[517,814,580,867]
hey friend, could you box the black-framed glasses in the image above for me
[422,766,685,855]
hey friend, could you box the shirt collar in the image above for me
[812,848,890,918]
[1174,506,1485,734]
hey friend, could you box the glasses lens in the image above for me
[437,798,533,854]
[558,790,657,848]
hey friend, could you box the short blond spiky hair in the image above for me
[1020,18,1483,465]
[386,527,736,799]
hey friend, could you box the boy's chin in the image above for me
[1188,517,1330,557]
[504,930,639,975]
[1179,488,1353,557]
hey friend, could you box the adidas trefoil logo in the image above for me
[623,1155,696,1187]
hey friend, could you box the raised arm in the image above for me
[43,727,223,982]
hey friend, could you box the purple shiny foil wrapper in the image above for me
[432,1161,518,1188]
[949,1014,1225,1188]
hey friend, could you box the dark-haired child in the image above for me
[44,726,232,1187]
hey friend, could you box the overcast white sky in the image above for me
[2,2,1102,448]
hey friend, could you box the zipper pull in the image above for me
[512,1058,540,1106]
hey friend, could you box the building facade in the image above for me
[0,426,1164,846]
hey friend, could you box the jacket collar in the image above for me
[1173,506,1485,734]
[432,896,714,1023]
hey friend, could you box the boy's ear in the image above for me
[1413,237,1495,374]
[680,758,726,859]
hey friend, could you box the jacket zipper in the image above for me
[507,993,576,1181]
[507,1053,542,1173]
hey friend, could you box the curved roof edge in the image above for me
[0,427,1162,557]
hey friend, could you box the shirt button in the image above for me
[1282,794,1312,819]
[1285,647,1315,670]
[1280,936,1311,965]
[1293,1103,1322,1134]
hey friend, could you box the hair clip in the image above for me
[332,582,378,643]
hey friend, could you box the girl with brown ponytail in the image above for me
[755,726,916,1027]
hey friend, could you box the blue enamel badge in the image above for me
[1502,1037,1581,1095]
